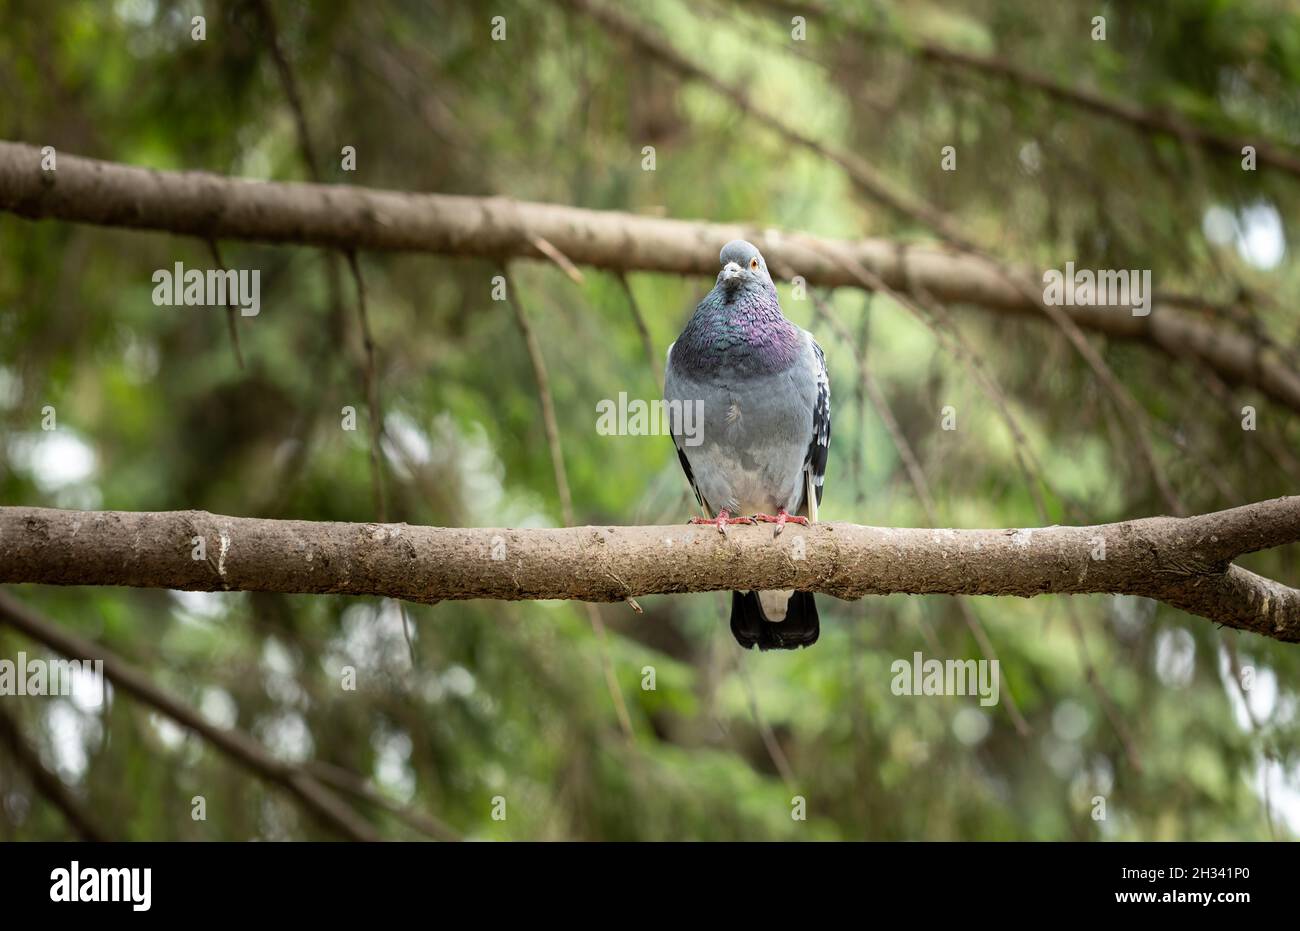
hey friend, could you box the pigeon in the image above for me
[664,240,831,650]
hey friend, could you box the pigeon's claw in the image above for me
[751,508,810,538]
[690,509,755,536]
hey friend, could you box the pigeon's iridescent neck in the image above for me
[674,284,801,376]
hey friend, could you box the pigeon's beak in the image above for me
[721,261,743,285]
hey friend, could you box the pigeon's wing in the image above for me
[674,444,707,513]
[803,336,831,518]
[665,340,710,515]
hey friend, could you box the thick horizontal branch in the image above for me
[2,500,1298,642]
[1,142,1297,415]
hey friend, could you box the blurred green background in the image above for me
[1,0,1298,840]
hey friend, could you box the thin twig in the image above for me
[503,267,573,523]
[344,250,389,523]
[502,266,634,738]
[206,239,246,371]
[252,0,321,181]
[531,235,585,285]
[616,271,661,387]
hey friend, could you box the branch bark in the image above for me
[1,141,1297,416]
[2,501,1298,641]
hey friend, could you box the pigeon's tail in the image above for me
[730,590,820,651]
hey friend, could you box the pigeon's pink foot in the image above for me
[690,509,755,535]
[751,508,810,537]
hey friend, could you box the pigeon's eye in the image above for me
[749,257,760,271]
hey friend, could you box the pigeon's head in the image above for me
[716,239,774,295]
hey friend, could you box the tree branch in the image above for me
[2,500,1298,641]
[1,141,1296,417]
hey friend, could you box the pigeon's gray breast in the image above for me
[665,330,819,516]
